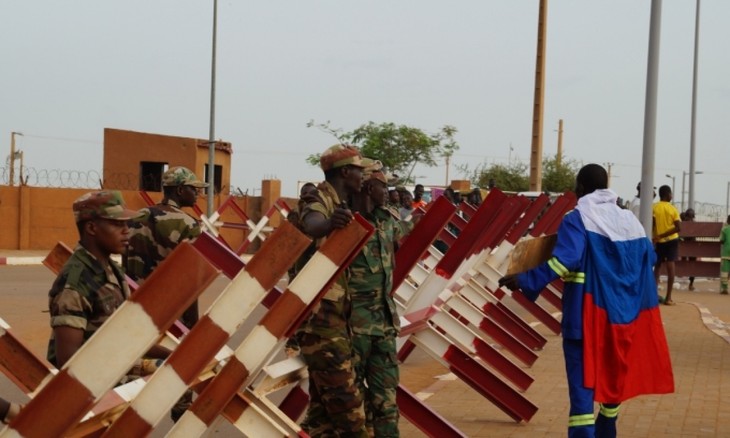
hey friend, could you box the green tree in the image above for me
[460,154,580,193]
[306,121,459,183]
[541,154,581,192]
[460,161,530,192]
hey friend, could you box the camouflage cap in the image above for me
[362,159,388,185]
[162,166,209,188]
[73,190,142,223]
[319,144,366,171]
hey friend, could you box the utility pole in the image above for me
[9,132,23,187]
[18,150,24,185]
[556,119,564,166]
[529,0,548,191]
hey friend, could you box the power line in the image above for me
[21,134,101,145]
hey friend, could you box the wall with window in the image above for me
[102,128,232,194]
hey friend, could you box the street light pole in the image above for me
[726,181,729,216]
[206,0,218,216]
[639,0,663,237]
[688,0,701,211]
[9,132,23,187]
[681,170,703,212]
[665,174,675,199]
[681,171,686,212]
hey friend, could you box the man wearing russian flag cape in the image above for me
[500,164,674,438]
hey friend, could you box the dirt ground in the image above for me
[0,264,448,436]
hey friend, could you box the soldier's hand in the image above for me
[498,274,521,291]
[330,207,353,229]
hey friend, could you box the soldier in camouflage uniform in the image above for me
[350,163,412,437]
[47,191,171,368]
[298,144,369,438]
[125,166,208,330]
[285,182,318,283]
[124,166,207,422]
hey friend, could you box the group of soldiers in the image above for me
[288,144,413,437]
[2,145,418,436]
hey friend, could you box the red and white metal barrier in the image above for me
[167,215,374,437]
[394,191,544,422]
[101,221,312,437]
[3,242,220,438]
[235,198,292,254]
[409,326,538,423]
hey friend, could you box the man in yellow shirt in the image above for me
[652,185,681,305]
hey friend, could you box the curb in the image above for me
[687,301,730,345]
[0,257,45,266]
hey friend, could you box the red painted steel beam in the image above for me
[472,337,534,392]
[433,310,534,391]
[393,196,456,293]
[475,312,539,366]
[396,385,467,438]
[0,322,53,395]
[455,280,548,351]
[278,384,310,423]
[488,301,547,350]
[503,194,549,243]
[510,292,561,335]
[443,345,538,423]
[434,189,507,279]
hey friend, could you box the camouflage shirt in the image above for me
[47,245,129,366]
[124,199,202,282]
[349,206,412,336]
[298,181,351,336]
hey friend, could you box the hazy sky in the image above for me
[2,1,730,212]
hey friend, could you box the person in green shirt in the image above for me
[720,215,730,294]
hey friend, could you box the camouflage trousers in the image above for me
[352,332,400,437]
[300,331,368,438]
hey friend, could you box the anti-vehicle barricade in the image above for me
[3,242,220,438]
[394,190,540,422]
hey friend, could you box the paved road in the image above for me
[3,263,730,437]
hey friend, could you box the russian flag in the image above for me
[578,190,674,403]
